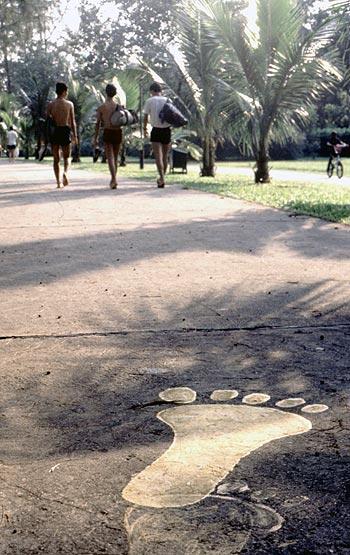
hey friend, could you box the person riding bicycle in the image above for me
[327,131,347,165]
[326,131,348,178]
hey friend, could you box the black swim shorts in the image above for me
[50,126,72,147]
[103,128,123,146]
[150,127,171,145]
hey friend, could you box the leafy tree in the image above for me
[116,0,179,52]
[65,3,128,81]
[0,0,59,92]
[64,0,179,82]
[318,90,350,129]
[14,49,68,156]
[196,0,347,182]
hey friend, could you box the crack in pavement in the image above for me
[0,476,113,523]
[1,321,350,341]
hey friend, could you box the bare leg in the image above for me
[51,145,62,187]
[162,143,171,177]
[9,149,14,163]
[104,142,117,188]
[152,142,166,186]
[62,145,71,186]
[112,142,121,188]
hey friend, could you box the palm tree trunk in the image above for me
[71,146,81,163]
[24,136,29,159]
[72,132,81,163]
[120,142,127,166]
[255,135,270,183]
[200,135,216,177]
[4,49,12,94]
[36,136,41,160]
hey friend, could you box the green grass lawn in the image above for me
[71,157,350,225]
[215,158,330,173]
[75,157,331,175]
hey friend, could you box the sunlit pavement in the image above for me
[1,160,349,555]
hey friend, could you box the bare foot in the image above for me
[63,173,69,187]
[110,180,117,189]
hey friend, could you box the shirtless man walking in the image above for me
[47,82,77,188]
[94,84,123,189]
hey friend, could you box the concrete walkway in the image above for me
[1,160,349,555]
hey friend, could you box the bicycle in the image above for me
[326,143,348,178]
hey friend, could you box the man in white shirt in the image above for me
[143,82,171,188]
[6,126,18,163]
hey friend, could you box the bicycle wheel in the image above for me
[327,160,334,177]
[337,161,343,178]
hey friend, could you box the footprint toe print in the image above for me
[122,387,328,508]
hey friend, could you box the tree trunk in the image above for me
[71,128,81,162]
[200,135,216,177]
[254,135,270,183]
[35,137,41,160]
[4,48,12,94]
[71,144,81,163]
[120,142,127,166]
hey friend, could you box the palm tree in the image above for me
[67,77,101,162]
[0,92,34,158]
[0,92,22,148]
[111,71,141,166]
[196,0,347,182]
[170,4,227,176]
[0,92,20,126]
[137,1,246,176]
[88,71,142,166]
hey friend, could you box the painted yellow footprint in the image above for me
[122,388,328,509]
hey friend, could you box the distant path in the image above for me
[186,161,350,184]
[214,164,350,185]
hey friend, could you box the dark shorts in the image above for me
[50,126,72,147]
[103,128,123,146]
[7,145,16,150]
[151,127,171,145]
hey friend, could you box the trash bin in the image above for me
[169,147,188,173]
